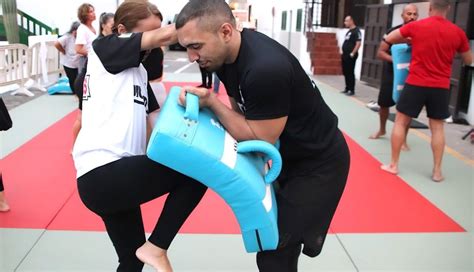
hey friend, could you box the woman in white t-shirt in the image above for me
[75,3,96,68]
[54,21,80,92]
[72,3,96,150]
[72,2,206,271]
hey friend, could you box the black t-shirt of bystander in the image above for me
[217,29,339,161]
[342,27,362,54]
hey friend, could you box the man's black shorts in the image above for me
[396,83,450,120]
[377,67,395,108]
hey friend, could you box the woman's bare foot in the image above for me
[369,130,385,139]
[0,192,10,212]
[136,241,173,272]
[381,164,398,175]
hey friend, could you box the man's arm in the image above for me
[180,87,286,144]
[75,44,88,56]
[377,38,392,62]
[460,50,473,66]
[351,41,361,57]
[385,29,410,45]
[141,24,178,51]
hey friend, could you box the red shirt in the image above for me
[399,16,470,89]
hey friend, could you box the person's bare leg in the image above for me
[0,191,10,212]
[136,241,173,272]
[401,120,411,151]
[369,107,389,139]
[429,118,445,182]
[71,111,82,152]
[381,112,412,174]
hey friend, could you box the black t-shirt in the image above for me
[217,29,339,161]
[342,27,362,54]
[381,24,403,87]
[92,33,159,112]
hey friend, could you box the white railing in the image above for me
[0,41,61,96]
[0,44,31,95]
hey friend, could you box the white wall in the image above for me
[16,0,189,34]
[248,0,312,74]
[392,2,430,27]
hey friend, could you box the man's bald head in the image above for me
[401,4,418,24]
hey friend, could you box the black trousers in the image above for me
[63,65,78,92]
[257,131,350,272]
[77,155,207,271]
[341,53,358,93]
[199,66,212,88]
[0,172,4,191]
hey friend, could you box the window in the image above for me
[296,9,303,32]
[281,11,287,30]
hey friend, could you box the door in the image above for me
[360,4,392,87]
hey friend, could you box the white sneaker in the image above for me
[366,101,380,111]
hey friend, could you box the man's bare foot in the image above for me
[401,143,410,151]
[381,164,398,175]
[432,171,444,182]
[136,241,173,272]
[0,192,10,212]
[369,130,385,139]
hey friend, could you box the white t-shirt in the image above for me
[57,34,79,68]
[73,33,159,178]
[75,24,96,54]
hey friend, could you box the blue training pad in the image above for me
[147,87,281,252]
[47,78,73,95]
[391,43,412,103]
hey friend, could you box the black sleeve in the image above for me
[147,83,160,113]
[142,48,164,81]
[92,32,144,74]
[241,60,291,120]
[355,28,362,41]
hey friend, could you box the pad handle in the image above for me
[237,140,282,184]
[183,91,200,121]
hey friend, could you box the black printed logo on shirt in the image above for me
[133,85,148,107]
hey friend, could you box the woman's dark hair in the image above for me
[68,21,81,34]
[99,12,115,34]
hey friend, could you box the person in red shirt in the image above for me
[381,0,472,182]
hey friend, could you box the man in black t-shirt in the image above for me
[176,1,350,271]
[341,16,362,96]
[369,4,418,148]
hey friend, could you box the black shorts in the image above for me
[377,64,395,108]
[396,83,450,120]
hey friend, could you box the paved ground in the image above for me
[315,75,474,161]
[1,50,473,272]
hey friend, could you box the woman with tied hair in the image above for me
[54,21,81,94]
[72,1,207,271]
[98,12,115,37]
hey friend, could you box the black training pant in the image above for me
[63,65,78,93]
[341,53,358,93]
[257,131,350,272]
[77,155,207,271]
[0,172,4,191]
[199,66,212,87]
